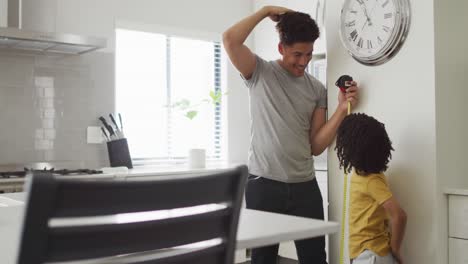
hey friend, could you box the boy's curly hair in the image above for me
[276,12,320,45]
[335,113,394,175]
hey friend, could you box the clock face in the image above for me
[339,0,411,65]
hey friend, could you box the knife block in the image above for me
[106,138,133,169]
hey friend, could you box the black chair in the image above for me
[17,165,248,264]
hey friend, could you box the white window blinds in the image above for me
[116,28,226,164]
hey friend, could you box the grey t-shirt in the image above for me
[243,55,327,183]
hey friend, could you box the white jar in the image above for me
[188,148,206,169]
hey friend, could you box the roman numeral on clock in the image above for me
[345,20,356,27]
[384,13,392,19]
[357,38,363,48]
[382,0,389,8]
[367,40,373,49]
[350,30,358,41]
[356,0,364,5]
[382,25,390,32]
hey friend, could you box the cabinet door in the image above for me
[449,238,468,264]
[449,195,468,239]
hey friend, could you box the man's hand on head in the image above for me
[262,6,292,22]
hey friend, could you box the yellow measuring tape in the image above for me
[339,101,351,264]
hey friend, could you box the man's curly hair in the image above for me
[335,113,394,175]
[276,12,320,45]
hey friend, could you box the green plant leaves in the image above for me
[185,111,198,120]
[209,90,222,104]
[168,89,226,120]
[170,99,191,110]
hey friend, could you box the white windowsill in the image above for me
[120,160,242,178]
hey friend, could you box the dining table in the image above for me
[0,192,339,263]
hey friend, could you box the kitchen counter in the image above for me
[1,162,328,193]
[0,164,237,193]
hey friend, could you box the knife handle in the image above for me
[109,114,120,132]
[99,116,116,138]
[101,127,110,141]
[118,113,124,132]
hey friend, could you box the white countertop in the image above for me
[122,164,234,177]
[1,162,327,183]
[0,193,338,263]
[119,163,327,178]
[443,188,468,196]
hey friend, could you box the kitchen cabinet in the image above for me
[449,238,468,264]
[446,189,468,264]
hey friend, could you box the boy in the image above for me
[335,113,407,264]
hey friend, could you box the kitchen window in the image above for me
[115,28,227,165]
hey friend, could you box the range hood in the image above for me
[0,0,106,54]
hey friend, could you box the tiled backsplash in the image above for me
[0,50,115,168]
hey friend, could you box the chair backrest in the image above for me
[17,165,248,264]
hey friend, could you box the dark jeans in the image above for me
[245,174,327,264]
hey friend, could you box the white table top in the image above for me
[0,193,338,263]
[237,209,338,249]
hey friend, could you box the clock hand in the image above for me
[362,19,368,31]
[358,1,371,21]
[359,2,373,26]
[367,0,379,23]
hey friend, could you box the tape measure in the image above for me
[335,75,353,264]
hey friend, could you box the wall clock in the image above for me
[339,0,411,66]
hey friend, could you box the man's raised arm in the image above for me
[223,6,290,79]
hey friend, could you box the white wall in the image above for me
[326,0,440,264]
[52,0,252,165]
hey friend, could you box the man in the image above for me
[223,6,358,264]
